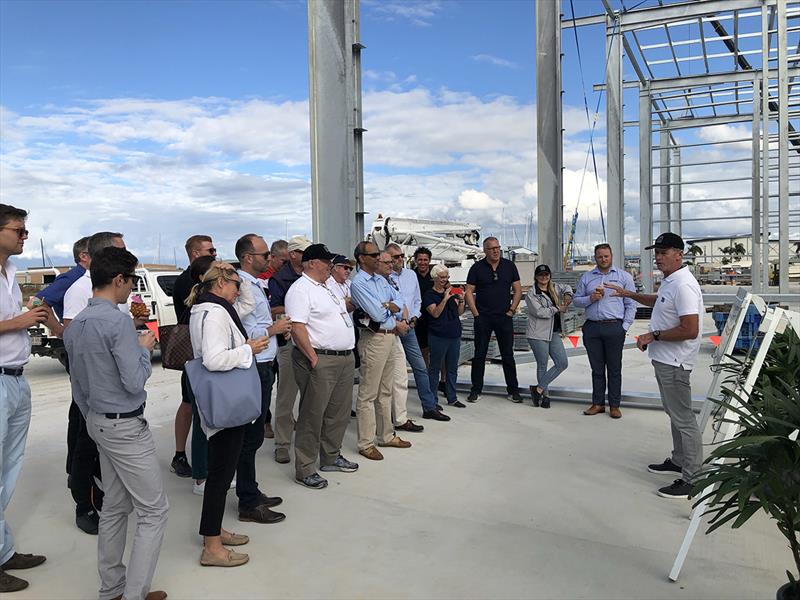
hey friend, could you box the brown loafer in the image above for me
[379,436,412,449]
[359,446,384,461]
[609,407,622,419]
[220,532,249,546]
[200,549,249,567]
[583,404,605,416]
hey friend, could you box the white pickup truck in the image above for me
[28,266,183,364]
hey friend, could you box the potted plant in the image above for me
[692,326,800,600]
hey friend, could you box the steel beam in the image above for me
[659,129,671,236]
[606,16,625,263]
[778,0,790,293]
[672,147,682,235]
[617,0,775,33]
[640,90,653,293]
[656,112,757,129]
[308,0,365,256]
[751,78,762,292]
[762,7,772,287]
[648,66,800,91]
[536,0,563,269]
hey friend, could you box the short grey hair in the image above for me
[385,242,402,253]
[431,264,448,278]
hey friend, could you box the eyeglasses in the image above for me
[123,273,141,285]
[364,252,380,258]
[390,253,404,259]
[207,247,217,255]
[336,265,353,271]
[226,278,242,290]
[247,251,270,259]
[378,260,393,265]
[1,227,29,238]
[485,246,501,251]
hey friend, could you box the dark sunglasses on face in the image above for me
[247,251,270,259]
[123,273,141,285]
[364,252,380,258]
[228,278,242,290]
[2,226,29,238]
[336,264,353,270]
[390,253,404,259]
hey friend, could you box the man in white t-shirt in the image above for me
[286,244,359,489]
[606,232,703,500]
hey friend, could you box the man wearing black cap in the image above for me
[285,244,359,489]
[605,232,703,499]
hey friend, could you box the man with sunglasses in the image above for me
[63,231,148,536]
[63,246,168,600]
[0,204,54,593]
[170,235,217,480]
[465,237,524,403]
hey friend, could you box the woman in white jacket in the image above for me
[186,263,268,568]
[524,264,573,408]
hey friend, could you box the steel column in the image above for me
[659,129,671,235]
[640,89,653,292]
[536,0,563,268]
[606,15,625,263]
[672,147,682,235]
[762,7,772,286]
[777,0,790,293]
[751,78,762,292]
[307,0,364,257]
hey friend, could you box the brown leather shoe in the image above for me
[145,592,168,600]
[0,569,29,593]
[379,436,412,449]
[609,407,622,419]
[583,404,605,416]
[2,552,46,570]
[359,446,384,461]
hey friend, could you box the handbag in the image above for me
[184,311,262,429]
[159,323,194,370]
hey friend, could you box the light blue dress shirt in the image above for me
[238,270,277,362]
[351,269,404,330]
[573,265,637,330]
[389,268,422,319]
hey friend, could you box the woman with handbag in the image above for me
[186,262,268,568]
[525,264,573,409]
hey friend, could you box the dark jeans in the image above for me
[582,320,626,407]
[235,361,274,510]
[67,400,102,513]
[183,371,208,481]
[199,425,245,537]
[470,313,519,394]
[428,334,460,404]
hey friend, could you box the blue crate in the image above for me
[712,308,762,351]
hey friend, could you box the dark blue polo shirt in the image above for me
[466,257,520,316]
[422,289,462,338]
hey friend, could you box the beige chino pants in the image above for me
[391,337,409,425]
[356,330,397,450]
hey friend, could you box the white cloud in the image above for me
[471,54,519,69]
[458,189,504,210]
[364,0,443,27]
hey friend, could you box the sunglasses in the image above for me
[379,260,393,265]
[227,278,242,290]
[247,251,270,259]
[123,273,141,285]
[2,226,29,238]
[390,253,404,259]
[485,246,501,251]
[336,264,353,271]
[364,252,380,258]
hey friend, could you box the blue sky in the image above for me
[2,0,790,268]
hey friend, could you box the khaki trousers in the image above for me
[391,337,409,424]
[274,341,299,450]
[356,330,397,450]
[292,349,355,478]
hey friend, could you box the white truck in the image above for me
[28,266,182,364]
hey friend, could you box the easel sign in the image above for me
[669,305,798,582]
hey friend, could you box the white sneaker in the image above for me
[192,479,235,496]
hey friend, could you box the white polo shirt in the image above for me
[648,265,704,369]
[325,275,351,303]
[286,273,355,351]
[0,258,31,367]
[63,270,129,320]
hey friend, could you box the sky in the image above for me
[1,0,796,268]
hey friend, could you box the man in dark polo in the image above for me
[464,237,523,403]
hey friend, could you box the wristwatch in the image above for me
[653,330,662,340]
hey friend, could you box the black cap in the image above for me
[645,232,685,251]
[332,254,355,267]
[302,243,337,262]
[535,264,552,276]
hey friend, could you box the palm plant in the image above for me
[692,326,800,599]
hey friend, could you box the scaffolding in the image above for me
[538,0,799,295]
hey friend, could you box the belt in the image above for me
[587,319,622,324]
[257,360,274,366]
[313,348,352,356]
[0,366,24,377]
[104,404,145,419]
[367,329,397,335]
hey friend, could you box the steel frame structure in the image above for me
[539,0,800,294]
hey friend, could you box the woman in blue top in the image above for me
[423,264,466,410]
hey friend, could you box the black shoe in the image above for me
[257,492,283,508]
[350,409,357,418]
[238,504,286,524]
[1,552,46,570]
[436,403,445,411]
[76,510,99,535]
[422,409,451,422]
[467,392,479,403]
[0,569,28,593]
[396,419,424,432]
[447,400,466,408]
[541,397,551,409]
[508,391,524,403]
[170,454,192,478]
[648,458,682,474]
[657,479,693,499]
[529,385,541,407]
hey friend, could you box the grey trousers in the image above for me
[86,412,169,600]
[292,349,355,478]
[275,341,299,450]
[652,360,703,481]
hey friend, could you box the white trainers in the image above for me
[192,479,236,496]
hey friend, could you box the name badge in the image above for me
[341,312,353,328]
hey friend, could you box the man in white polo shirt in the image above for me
[606,232,703,499]
[286,244,359,489]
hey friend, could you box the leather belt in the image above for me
[0,366,24,377]
[313,349,352,356]
[587,319,622,324]
[104,404,145,419]
[366,329,397,335]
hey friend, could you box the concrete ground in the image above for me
[8,313,789,599]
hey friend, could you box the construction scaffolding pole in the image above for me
[659,128,671,236]
[777,0,790,293]
[606,15,625,263]
[307,0,365,256]
[640,88,654,293]
[536,0,563,268]
[672,147,682,236]
[751,77,763,292]
[762,6,772,286]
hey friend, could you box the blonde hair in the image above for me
[430,263,449,279]
[185,261,239,307]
